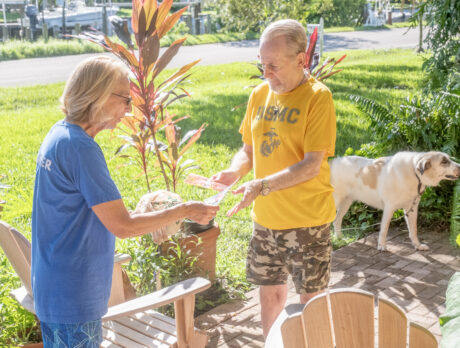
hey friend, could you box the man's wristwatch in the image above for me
[260,179,271,196]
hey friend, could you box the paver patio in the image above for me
[195,226,460,347]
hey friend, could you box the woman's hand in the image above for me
[151,227,169,244]
[227,179,262,217]
[185,202,220,225]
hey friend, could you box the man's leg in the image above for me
[260,283,288,338]
[300,289,324,304]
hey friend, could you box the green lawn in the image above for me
[0,48,424,345]
[0,32,259,61]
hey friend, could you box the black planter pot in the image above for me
[181,218,215,235]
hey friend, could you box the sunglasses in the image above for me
[112,92,132,106]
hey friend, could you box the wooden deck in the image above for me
[196,227,459,347]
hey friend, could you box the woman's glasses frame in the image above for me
[112,92,132,106]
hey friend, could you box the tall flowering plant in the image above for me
[76,0,205,192]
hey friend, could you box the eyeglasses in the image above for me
[112,92,132,106]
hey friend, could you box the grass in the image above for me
[0,31,259,61]
[0,48,425,345]
[324,20,423,33]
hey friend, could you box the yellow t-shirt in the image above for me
[239,76,336,229]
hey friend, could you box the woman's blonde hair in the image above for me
[260,19,307,56]
[61,56,130,125]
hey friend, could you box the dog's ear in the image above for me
[417,158,432,175]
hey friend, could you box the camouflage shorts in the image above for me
[246,221,332,294]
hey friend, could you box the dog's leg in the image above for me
[334,197,353,239]
[377,206,396,251]
[404,198,428,250]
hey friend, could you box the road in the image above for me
[0,27,423,87]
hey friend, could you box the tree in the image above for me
[417,0,460,90]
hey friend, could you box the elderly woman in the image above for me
[31,56,219,347]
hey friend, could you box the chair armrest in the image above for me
[10,286,35,314]
[114,253,131,265]
[102,277,211,322]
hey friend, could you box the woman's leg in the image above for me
[40,319,102,348]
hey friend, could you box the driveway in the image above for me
[0,27,424,87]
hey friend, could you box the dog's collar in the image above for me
[414,169,425,196]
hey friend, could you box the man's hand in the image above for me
[211,170,240,186]
[227,179,262,217]
[185,201,220,225]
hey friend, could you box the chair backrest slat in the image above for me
[409,322,438,348]
[329,289,374,348]
[302,293,334,348]
[0,220,32,295]
[378,298,408,348]
[379,298,407,348]
[281,312,308,348]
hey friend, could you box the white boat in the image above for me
[37,0,118,31]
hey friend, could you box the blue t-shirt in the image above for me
[31,120,121,323]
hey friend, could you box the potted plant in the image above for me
[75,0,220,284]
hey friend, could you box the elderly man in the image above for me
[211,19,336,337]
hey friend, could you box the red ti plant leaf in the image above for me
[137,7,147,46]
[155,111,189,133]
[152,37,187,79]
[305,27,318,70]
[313,57,332,77]
[145,8,158,38]
[158,60,200,90]
[143,0,158,32]
[179,123,206,157]
[156,0,176,31]
[103,36,139,69]
[109,16,134,49]
[131,0,139,36]
[334,54,347,66]
[141,33,160,74]
[318,69,343,81]
[157,6,188,39]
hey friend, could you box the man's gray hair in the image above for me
[260,19,307,56]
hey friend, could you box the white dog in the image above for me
[330,151,460,251]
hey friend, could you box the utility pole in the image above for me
[2,1,8,41]
[417,10,423,52]
[102,0,107,35]
[62,0,66,37]
[416,1,424,53]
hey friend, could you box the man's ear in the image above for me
[297,52,306,68]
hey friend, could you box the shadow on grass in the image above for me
[328,64,422,92]
[174,92,249,150]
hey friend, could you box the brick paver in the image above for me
[196,227,459,347]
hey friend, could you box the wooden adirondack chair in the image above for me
[0,220,210,348]
[265,288,438,348]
